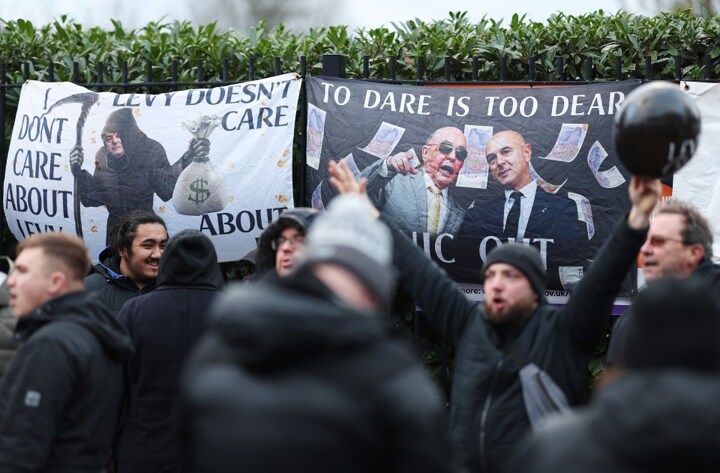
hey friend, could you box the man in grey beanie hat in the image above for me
[180,193,452,473]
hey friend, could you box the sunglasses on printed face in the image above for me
[428,140,468,162]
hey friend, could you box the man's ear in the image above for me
[48,271,67,296]
[119,246,128,259]
[689,243,705,267]
[523,142,532,162]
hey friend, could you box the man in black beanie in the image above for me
[511,277,720,473]
[329,161,662,473]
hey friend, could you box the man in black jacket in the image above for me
[85,210,168,315]
[116,230,223,473]
[181,194,452,473]
[0,232,133,472]
[329,160,660,473]
[512,277,720,473]
[607,198,720,362]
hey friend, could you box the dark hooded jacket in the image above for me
[385,214,646,473]
[75,108,188,243]
[116,230,223,473]
[511,372,720,473]
[0,291,133,473]
[256,207,318,275]
[180,272,453,473]
[85,246,157,316]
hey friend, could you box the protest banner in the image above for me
[306,76,641,300]
[672,81,720,263]
[5,73,301,262]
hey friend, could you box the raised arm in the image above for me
[561,176,659,353]
[330,159,477,346]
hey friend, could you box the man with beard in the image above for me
[360,126,468,235]
[329,160,660,473]
[256,208,318,279]
[85,210,168,315]
[69,108,207,244]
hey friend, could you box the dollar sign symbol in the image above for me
[188,178,210,204]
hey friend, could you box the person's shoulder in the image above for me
[84,270,109,291]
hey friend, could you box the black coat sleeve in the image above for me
[383,214,480,347]
[0,337,78,472]
[559,216,647,354]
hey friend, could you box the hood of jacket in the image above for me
[157,229,224,289]
[590,371,720,471]
[102,108,145,154]
[15,291,133,361]
[94,246,123,279]
[209,272,387,370]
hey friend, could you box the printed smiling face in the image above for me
[422,127,468,190]
[485,130,533,191]
[119,223,167,288]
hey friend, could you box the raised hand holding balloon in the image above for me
[614,81,701,177]
[172,115,229,215]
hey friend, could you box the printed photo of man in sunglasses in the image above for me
[69,108,207,244]
[360,126,469,235]
[460,129,581,245]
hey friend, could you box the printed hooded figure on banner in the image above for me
[4,74,301,262]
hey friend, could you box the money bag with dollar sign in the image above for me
[172,115,228,215]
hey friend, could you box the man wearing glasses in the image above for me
[69,108,206,244]
[360,126,469,235]
[256,208,318,278]
[607,199,720,363]
[460,130,581,244]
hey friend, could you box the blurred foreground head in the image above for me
[297,195,395,311]
[617,277,720,373]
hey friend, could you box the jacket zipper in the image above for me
[479,358,503,473]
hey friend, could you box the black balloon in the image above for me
[614,81,701,177]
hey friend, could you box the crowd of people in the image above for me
[0,155,718,473]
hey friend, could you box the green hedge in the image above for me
[1,9,719,89]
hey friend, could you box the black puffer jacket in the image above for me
[181,272,453,473]
[608,256,720,363]
[85,246,157,316]
[386,214,646,473]
[512,371,720,473]
[116,230,223,473]
[0,291,133,473]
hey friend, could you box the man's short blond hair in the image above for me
[16,233,91,282]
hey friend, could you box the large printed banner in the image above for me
[673,81,720,262]
[306,77,641,299]
[5,74,301,262]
